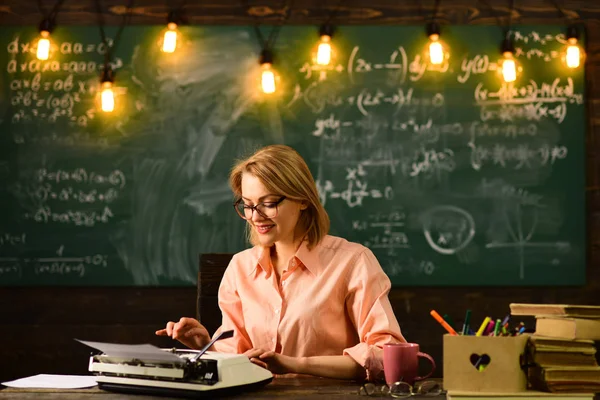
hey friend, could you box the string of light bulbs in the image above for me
[35,0,67,60]
[94,0,135,112]
[33,0,585,112]
[156,0,583,93]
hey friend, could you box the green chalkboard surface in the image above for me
[0,25,586,286]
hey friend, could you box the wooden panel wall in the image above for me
[1,0,599,383]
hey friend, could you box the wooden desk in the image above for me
[0,377,444,399]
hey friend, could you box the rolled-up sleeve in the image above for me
[211,256,253,354]
[342,249,406,380]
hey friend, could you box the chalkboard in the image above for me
[0,25,586,286]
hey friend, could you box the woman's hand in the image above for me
[243,348,299,375]
[155,317,211,350]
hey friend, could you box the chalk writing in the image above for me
[485,203,571,279]
[422,206,476,255]
[317,165,394,208]
[475,78,582,106]
[37,168,126,189]
[0,265,20,277]
[0,233,26,246]
[299,61,346,80]
[468,142,568,170]
[511,31,566,45]
[355,210,409,256]
[6,36,124,127]
[515,47,560,62]
[478,178,544,207]
[290,83,442,116]
[34,184,120,204]
[25,206,115,227]
[410,148,455,179]
[457,54,498,84]
[480,102,568,123]
[7,36,114,56]
[469,122,538,142]
[386,259,436,276]
[347,46,409,84]
[11,130,110,148]
[312,114,435,139]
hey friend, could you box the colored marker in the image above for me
[493,319,501,336]
[517,326,526,335]
[462,309,472,335]
[501,314,510,327]
[476,316,491,337]
[430,310,458,335]
[483,319,495,336]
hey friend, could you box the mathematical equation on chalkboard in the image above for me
[0,237,109,278]
[16,168,126,227]
[6,36,124,133]
[295,29,582,279]
[0,26,585,285]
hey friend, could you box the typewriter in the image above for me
[78,330,273,398]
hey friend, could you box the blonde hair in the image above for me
[229,144,330,249]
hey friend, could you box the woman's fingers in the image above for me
[173,318,202,339]
[166,321,176,337]
[244,348,266,359]
[184,327,207,337]
[250,358,268,369]
[156,319,196,339]
[258,351,275,359]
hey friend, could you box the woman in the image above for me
[156,144,406,380]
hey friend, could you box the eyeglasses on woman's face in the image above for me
[233,196,287,220]
[358,380,442,398]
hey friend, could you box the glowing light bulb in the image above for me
[163,22,178,53]
[37,30,50,60]
[316,35,332,66]
[101,81,115,112]
[428,34,444,65]
[566,37,580,68]
[502,53,517,83]
[261,63,276,94]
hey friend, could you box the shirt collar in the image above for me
[295,240,321,277]
[255,246,272,278]
[249,240,322,277]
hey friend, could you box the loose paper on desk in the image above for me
[76,339,183,363]
[2,374,97,389]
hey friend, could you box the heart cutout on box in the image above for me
[469,353,491,371]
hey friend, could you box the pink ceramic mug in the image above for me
[383,343,436,386]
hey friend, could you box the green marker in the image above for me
[493,318,501,336]
[462,310,472,335]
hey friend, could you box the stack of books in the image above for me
[510,303,600,394]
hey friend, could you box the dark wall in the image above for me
[1,0,600,383]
